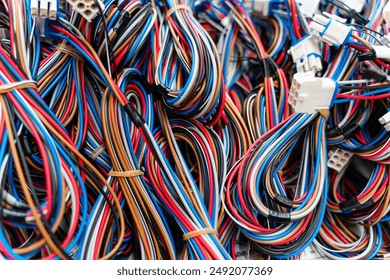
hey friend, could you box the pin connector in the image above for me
[341,0,365,13]
[309,12,352,47]
[243,0,283,16]
[295,0,320,17]
[31,0,57,20]
[289,35,322,73]
[328,148,353,172]
[379,111,390,131]
[66,0,104,22]
[289,71,337,114]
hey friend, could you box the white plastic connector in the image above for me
[372,46,390,60]
[384,1,390,29]
[380,34,390,47]
[341,0,365,13]
[40,0,49,18]
[379,111,390,131]
[31,0,39,18]
[30,0,57,20]
[288,35,322,73]
[66,0,104,22]
[309,12,352,47]
[243,0,271,16]
[288,71,337,114]
[328,148,353,172]
[295,0,320,17]
[49,0,57,20]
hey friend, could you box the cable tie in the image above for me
[166,4,193,19]
[108,170,144,178]
[183,228,218,241]
[89,144,106,161]
[0,80,37,94]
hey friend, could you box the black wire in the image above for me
[348,28,384,45]
[93,0,118,81]
[3,97,71,260]
[62,147,122,259]
[348,23,384,37]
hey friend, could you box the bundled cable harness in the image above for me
[1,0,390,260]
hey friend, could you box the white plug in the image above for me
[341,0,365,13]
[31,0,39,18]
[243,0,274,16]
[289,35,322,73]
[289,71,337,114]
[379,111,390,131]
[384,1,390,30]
[30,0,57,20]
[310,12,352,47]
[372,45,390,60]
[328,148,353,172]
[295,0,320,17]
[66,0,104,22]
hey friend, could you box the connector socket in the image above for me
[243,0,270,16]
[30,0,57,20]
[31,0,39,18]
[341,0,365,13]
[66,0,103,22]
[243,0,283,16]
[372,45,390,60]
[289,35,322,73]
[289,71,337,114]
[328,148,353,172]
[309,12,352,47]
[379,111,390,131]
[384,1,390,28]
[295,0,320,17]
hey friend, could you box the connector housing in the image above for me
[31,0,57,20]
[242,0,270,16]
[289,71,337,114]
[66,0,104,22]
[295,0,320,17]
[328,148,353,172]
[243,0,282,16]
[309,12,352,47]
[289,35,322,73]
[379,111,390,131]
[341,0,365,13]
[372,45,390,60]
[384,1,390,28]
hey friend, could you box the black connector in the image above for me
[358,51,376,62]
